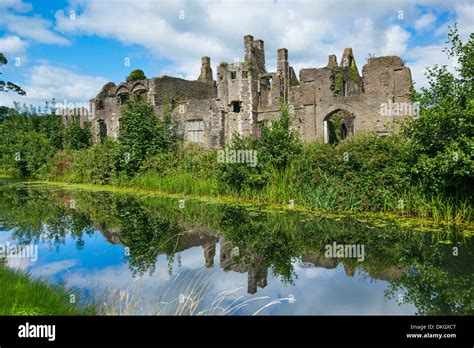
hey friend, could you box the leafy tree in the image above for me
[153,99,181,153]
[119,98,180,175]
[118,99,158,174]
[64,121,93,150]
[0,53,26,95]
[220,105,302,192]
[126,69,146,82]
[403,25,473,196]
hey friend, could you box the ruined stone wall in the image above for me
[73,34,413,149]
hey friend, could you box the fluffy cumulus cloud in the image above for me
[52,0,469,83]
[0,0,69,45]
[0,35,28,56]
[415,12,436,31]
[0,0,472,106]
[1,65,108,107]
[381,25,411,56]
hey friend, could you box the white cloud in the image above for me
[1,65,108,107]
[2,13,70,45]
[405,44,453,89]
[0,0,468,97]
[0,1,69,45]
[0,35,28,56]
[415,13,436,31]
[454,1,474,39]
[381,25,411,56]
[52,0,456,85]
[0,0,32,13]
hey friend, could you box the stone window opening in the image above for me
[187,119,204,143]
[96,99,104,110]
[98,119,107,141]
[231,101,242,113]
[242,71,248,79]
[230,71,237,79]
[342,80,348,96]
[117,92,129,104]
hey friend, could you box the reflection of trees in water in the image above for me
[111,197,183,276]
[0,186,93,249]
[0,185,472,313]
[386,239,474,315]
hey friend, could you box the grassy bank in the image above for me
[0,265,94,315]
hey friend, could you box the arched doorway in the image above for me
[323,109,355,144]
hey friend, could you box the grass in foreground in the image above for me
[0,265,94,315]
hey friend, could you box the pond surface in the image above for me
[0,180,472,315]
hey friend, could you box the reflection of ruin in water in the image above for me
[101,224,406,295]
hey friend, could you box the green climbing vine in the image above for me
[330,67,344,96]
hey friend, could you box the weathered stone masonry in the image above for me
[65,35,414,147]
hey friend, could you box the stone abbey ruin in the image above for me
[64,35,415,147]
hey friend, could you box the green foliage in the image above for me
[126,69,146,82]
[349,58,359,82]
[64,121,93,150]
[402,26,473,196]
[293,135,410,211]
[0,110,74,177]
[246,60,253,72]
[330,67,344,96]
[0,113,57,177]
[119,98,181,175]
[219,105,302,193]
[0,266,94,315]
[70,138,122,185]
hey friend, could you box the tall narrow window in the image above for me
[98,120,107,141]
[187,120,204,143]
[342,80,348,96]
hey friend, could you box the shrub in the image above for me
[126,69,146,82]
[64,121,92,150]
[70,138,122,184]
[219,105,302,193]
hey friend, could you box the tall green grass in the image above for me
[42,136,472,224]
[131,171,220,196]
[0,265,94,315]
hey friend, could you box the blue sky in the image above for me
[0,0,472,107]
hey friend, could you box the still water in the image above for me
[0,180,472,315]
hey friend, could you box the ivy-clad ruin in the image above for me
[64,35,415,147]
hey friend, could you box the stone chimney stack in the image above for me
[198,56,213,84]
[277,48,289,76]
[340,48,353,68]
[277,48,289,102]
[244,35,254,61]
[253,39,265,72]
[327,54,338,68]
